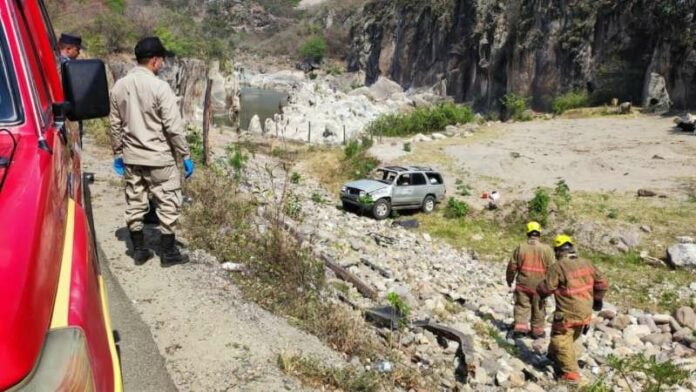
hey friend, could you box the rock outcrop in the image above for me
[348,0,696,112]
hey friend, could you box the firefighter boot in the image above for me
[160,234,189,267]
[129,230,154,265]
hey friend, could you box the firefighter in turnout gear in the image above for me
[506,222,555,338]
[537,235,609,384]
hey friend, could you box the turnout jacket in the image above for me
[537,254,609,326]
[506,238,555,294]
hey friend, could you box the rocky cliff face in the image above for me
[348,0,696,112]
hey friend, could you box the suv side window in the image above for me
[396,174,411,186]
[426,172,443,185]
[411,173,427,186]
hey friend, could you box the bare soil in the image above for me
[371,115,696,204]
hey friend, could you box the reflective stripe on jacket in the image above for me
[537,254,609,326]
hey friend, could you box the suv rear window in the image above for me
[0,28,20,123]
[426,172,443,184]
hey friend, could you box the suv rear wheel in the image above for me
[422,195,436,214]
[372,199,391,220]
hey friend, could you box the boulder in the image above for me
[640,332,672,346]
[673,327,694,343]
[368,77,403,101]
[643,73,671,114]
[431,132,447,140]
[619,102,632,114]
[248,114,262,133]
[637,315,660,333]
[623,324,651,346]
[667,243,696,270]
[610,314,631,330]
[599,303,618,319]
[674,307,696,329]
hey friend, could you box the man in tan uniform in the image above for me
[537,235,608,384]
[506,221,555,338]
[110,36,194,267]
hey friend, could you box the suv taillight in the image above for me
[9,328,95,391]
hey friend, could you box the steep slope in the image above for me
[348,0,696,112]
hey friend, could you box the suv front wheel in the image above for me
[372,199,391,220]
[422,195,436,214]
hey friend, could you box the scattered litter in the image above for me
[375,360,393,373]
[221,262,246,272]
[369,232,396,247]
[391,219,419,229]
[360,257,393,278]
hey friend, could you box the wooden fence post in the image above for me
[202,77,212,166]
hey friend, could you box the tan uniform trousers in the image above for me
[548,326,585,375]
[125,165,181,235]
[513,291,546,335]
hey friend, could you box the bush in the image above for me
[444,197,469,219]
[366,103,474,137]
[403,142,411,152]
[552,90,589,114]
[343,138,378,179]
[528,188,550,225]
[501,93,532,121]
[299,35,327,62]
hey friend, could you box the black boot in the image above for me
[129,230,154,265]
[160,234,189,267]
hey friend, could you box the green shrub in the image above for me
[607,208,618,219]
[552,90,589,114]
[290,172,302,184]
[366,103,474,137]
[386,292,411,329]
[343,138,378,179]
[299,35,327,62]
[311,192,325,204]
[444,197,469,219]
[403,142,411,152]
[528,188,550,225]
[186,130,204,163]
[554,179,571,207]
[501,93,532,121]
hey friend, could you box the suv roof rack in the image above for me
[407,165,434,172]
[383,166,408,172]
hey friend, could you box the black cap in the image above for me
[59,33,84,49]
[134,37,175,60]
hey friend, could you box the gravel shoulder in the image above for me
[84,139,342,391]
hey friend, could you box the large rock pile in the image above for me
[235,153,696,390]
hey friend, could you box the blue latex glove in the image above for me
[113,156,125,177]
[183,158,195,179]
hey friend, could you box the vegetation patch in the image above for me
[501,93,532,121]
[366,103,474,137]
[552,90,589,114]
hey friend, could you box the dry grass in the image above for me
[83,118,112,149]
[278,353,431,392]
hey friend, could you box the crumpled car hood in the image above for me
[343,179,389,193]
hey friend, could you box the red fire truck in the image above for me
[0,0,121,390]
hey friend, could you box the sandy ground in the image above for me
[84,139,342,391]
[371,115,696,203]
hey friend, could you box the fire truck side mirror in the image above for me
[61,59,110,121]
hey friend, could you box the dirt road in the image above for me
[84,140,342,391]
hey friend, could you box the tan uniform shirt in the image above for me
[506,238,555,293]
[109,66,189,167]
[538,254,609,326]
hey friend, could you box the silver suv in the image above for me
[340,166,446,220]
